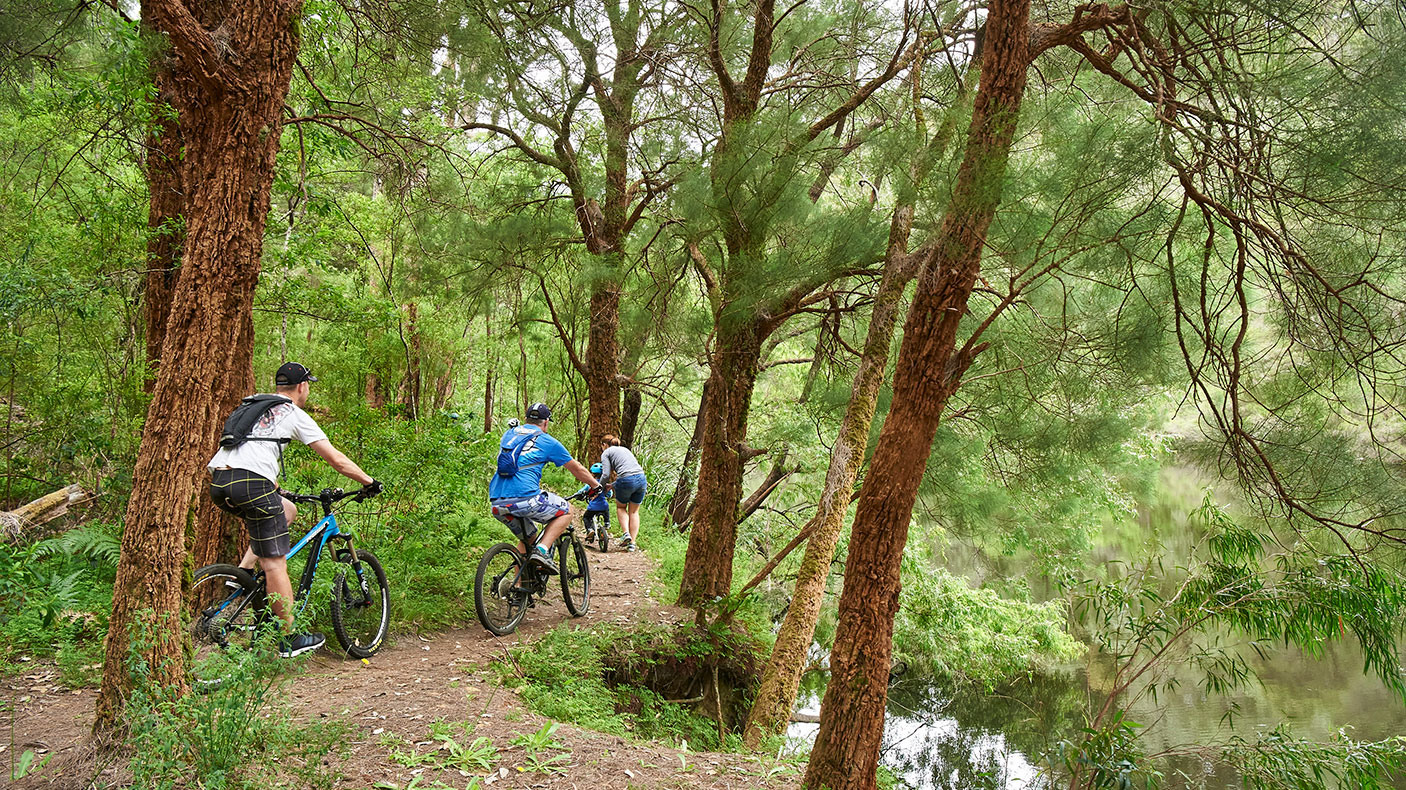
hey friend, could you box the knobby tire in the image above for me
[475,542,529,636]
[560,536,590,616]
[330,549,390,658]
[189,564,267,690]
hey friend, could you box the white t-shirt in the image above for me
[207,399,328,484]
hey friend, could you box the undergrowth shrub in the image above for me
[127,634,348,790]
[0,522,117,679]
[495,622,764,752]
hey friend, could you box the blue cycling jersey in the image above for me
[488,427,572,500]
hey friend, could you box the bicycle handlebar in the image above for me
[283,485,380,506]
[565,487,601,503]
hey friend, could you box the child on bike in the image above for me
[572,463,613,546]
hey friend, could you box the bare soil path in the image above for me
[5,547,803,789]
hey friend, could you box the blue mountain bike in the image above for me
[189,487,390,682]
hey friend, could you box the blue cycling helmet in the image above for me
[590,462,603,475]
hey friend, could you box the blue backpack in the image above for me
[496,427,545,478]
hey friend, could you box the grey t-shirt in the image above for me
[600,445,644,481]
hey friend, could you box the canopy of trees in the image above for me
[4,0,1406,787]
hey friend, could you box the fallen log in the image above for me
[1,484,94,544]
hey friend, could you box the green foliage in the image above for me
[0,523,115,672]
[1229,727,1406,790]
[1064,493,1406,787]
[1056,711,1159,790]
[893,559,1084,688]
[127,642,347,790]
[391,720,497,773]
[494,624,742,752]
[509,722,570,774]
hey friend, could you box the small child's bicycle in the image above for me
[473,490,590,636]
[188,486,389,684]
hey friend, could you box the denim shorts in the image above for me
[491,490,570,543]
[613,473,647,505]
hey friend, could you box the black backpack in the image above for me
[218,395,293,449]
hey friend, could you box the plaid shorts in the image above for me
[491,490,570,544]
[209,468,289,558]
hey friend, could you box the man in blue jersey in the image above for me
[489,403,601,574]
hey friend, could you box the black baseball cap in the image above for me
[275,362,318,386]
[526,402,551,420]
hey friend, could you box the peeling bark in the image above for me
[96,0,305,732]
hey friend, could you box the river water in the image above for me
[789,640,1406,789]
[785,475,1406,788]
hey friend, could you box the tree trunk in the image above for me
[620,384,642,448]
[141,62,186,389]
[804,0,1031,785]
[668,380,710,528]
[736,449,795,526]
[743,44,954,746]
[743,224,921,746]
[96,0,304,733]
[366,372,387,409]
[678,323,765,608]
[402,302,422,419]
[584,278,622,454]
[483,310,494,433]
[189,311,255,570]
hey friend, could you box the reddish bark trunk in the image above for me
[677,323,764,608]
[584,281,622,454]
[141,64,185,387]
[804,1,1032,786]
[189,311,255,570]
[668,380,709,527]
[96,0,304,732]
[743,214,922,746]
[366,372,387,409]
[620,384,642,448]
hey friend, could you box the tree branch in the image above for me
[144,0,238,93]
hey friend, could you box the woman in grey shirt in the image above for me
[600,435,647,551]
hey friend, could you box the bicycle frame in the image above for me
[280,494,361,616]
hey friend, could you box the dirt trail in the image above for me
[5,547,804,789]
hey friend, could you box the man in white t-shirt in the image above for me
[207,362,380,657]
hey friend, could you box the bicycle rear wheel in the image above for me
[474,543,529,635]
[560,537,590,616]
[189,564,267,688]
[330,549,390,658]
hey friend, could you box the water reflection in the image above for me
[788,639,1406,789]
[786,472,1406,788]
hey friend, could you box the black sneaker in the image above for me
[277,632,325,658]
[528,547,560,576]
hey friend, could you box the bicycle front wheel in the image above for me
[330,549,390,658]
[189,564,266,688]
[474,543,529,635]
[560,537,590,616]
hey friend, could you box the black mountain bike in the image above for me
[189,486,389,683]
[474,491,590,636]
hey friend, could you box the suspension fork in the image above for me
[335,534,372,604]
